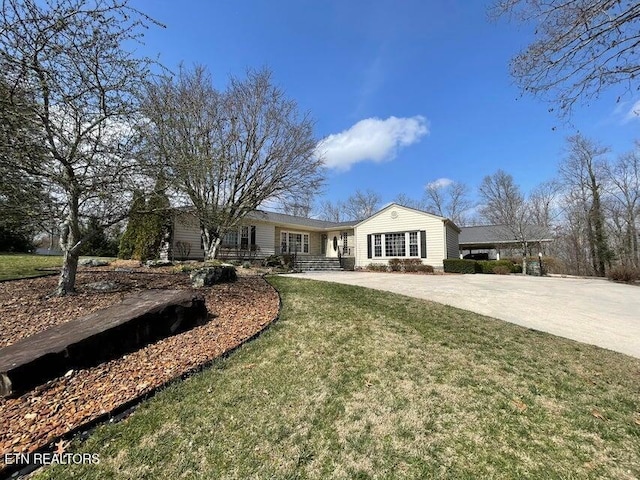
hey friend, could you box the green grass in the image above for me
[0,253,63,280]
[34,277,640,479]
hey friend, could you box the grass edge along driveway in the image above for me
[34,276,640,479]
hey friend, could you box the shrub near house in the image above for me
[367,258,434,273]
[443,259,520,274]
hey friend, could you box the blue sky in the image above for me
[133,0,639,210]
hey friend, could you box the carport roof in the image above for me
[460,225,553,246]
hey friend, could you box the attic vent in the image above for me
[390,210,398,219]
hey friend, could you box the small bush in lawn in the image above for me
[388,258,402,272]
[242,261,252,269]
[416,264,434,273]
[493,265,511,275]
[443,259,479,274]
[608,265,640,283]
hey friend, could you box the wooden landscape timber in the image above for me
[0,290,208,397]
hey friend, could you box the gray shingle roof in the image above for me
[246,210,356,230]
[459,225,553,246]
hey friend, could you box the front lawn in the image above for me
[34,277,640,479]
[0,254,62,281]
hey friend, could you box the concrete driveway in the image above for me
[283,272,640,359]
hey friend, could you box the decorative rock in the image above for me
[145,259,173,268]
[85,281,121,292]
[79,258,110,267]
[190,266,237,288]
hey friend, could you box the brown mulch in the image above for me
[0,266,280,468]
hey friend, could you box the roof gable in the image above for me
[355,203,456,229]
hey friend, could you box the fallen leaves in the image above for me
[511,398,528,413]
[0,271,279,469]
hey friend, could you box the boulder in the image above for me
[190,265,237,287]
[79,258,110,267]
[85,281,121,292]
[145,259,173,268]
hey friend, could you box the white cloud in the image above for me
[624,100,640,122]
[426,177,453,190]
[316,116,429,171]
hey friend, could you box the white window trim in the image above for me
[281,230,310,254]
[373,231,421,258]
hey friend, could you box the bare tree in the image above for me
[425,180,472,225]
[344,189,381,221]
[603,145,640,267]
[318,199,346,222]
[559,134,612,276]
[393,193,428,211]
[278,191,316,218]
[492,1,640,115]
[529,180,562,228]
[0,0,161,294]
[478,170,531,272]
[142,66,324,259]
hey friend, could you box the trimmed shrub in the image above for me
[512,264,523,274]
[477,260,516,274]
[608,265,640,283]
[416,264,434,273]
[493,265,511,275]
[388,258,402,272]
[402,258,423,272]
[443,259,480,274]
[367,263,388,272]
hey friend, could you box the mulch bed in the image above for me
[0,266,280,472]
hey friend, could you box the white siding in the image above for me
[172,212,204,260]
[446,224,459,259]
[171,213,275,260]
[250,221,276,256]
[354,205,447,268]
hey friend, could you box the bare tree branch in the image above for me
[492,0,640,115]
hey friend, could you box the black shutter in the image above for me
[250,225,256,246]
[367,234,372,259]
[420,230,427,258]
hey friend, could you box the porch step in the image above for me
[295,257,343,272]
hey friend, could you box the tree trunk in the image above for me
[202,227,221,261]
[56,248,79,296]
[56,218,81,295]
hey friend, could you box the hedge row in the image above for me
[443,259,521,274]
[367,259,434,273]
